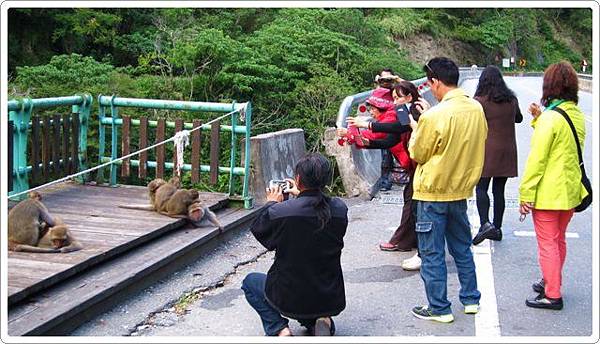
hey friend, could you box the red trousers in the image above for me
[532,209,575,299]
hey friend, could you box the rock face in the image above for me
[249,128,306,204]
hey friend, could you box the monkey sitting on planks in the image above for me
[119,177,221,228]
[8,191,61,253]
[37,216,83,253]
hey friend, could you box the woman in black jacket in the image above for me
[242,153,348,336]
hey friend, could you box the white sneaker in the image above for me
[402,252,421,271]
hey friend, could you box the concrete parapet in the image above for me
[579,78,592,93]
[323,127,372,198]
[249,128,306,204]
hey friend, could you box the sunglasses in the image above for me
[425,62,438,82]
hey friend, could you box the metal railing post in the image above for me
[96,95,107,184]
[73,93,92,183]
[109,95,119,186]
[242,103,253,209]
[228,102,238,196]
[8,98,33,199]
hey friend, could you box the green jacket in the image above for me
[519,101,588,209]
[408,88,488,201]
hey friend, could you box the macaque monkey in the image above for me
[189,203,223,230]
[8,191,59,253]
[37,217,83,253]
[119,177,215,228]
[162,189,200,217]
[168,202,223,230]
[120,177,180,212]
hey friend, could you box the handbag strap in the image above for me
[553,107,585,170]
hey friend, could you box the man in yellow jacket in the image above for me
[408,57,488,323]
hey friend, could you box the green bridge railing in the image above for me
[8,95,253,208]
[96,95,253,208]
[7,95,92,200]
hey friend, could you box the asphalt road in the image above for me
[73,77,596,339]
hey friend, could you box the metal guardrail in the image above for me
[7,95,92,199]
[334,67,482,184]
[96,95,253,208]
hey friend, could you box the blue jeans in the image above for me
[415,200,481,315]
[242,272,317,335]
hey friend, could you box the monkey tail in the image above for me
[117,204,155,211]
[12,244,60,253]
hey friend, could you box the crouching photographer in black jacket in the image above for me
[241,153,349,336]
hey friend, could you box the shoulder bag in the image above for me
[554,107,592,212]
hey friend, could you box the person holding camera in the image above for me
[241,153,348,336]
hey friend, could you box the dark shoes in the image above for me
[532,278,545,294]
[311,317,335,336]
[472,222,503,245]
[526,293,563,310]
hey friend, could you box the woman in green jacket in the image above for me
[519,61,588,310]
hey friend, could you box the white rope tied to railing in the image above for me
[8,106,245,200]
[173,129,190,177]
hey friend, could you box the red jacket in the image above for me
[345,108,413,170]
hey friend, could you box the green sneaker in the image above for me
[411,306,454,323]
[464,304,479,314]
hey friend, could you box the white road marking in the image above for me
[513,230,579,238]
[468,204,501,337]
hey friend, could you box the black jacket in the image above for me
[250,190,348,319]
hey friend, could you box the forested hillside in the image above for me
[7,8,592,193]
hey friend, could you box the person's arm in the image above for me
[365,132,402,149]
[371,121,411,134]
[407,113,439,165]
[514,98,523,123]
[518,113,555,204]
[249,187,284,250]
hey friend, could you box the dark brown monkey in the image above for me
[8,191,59,253]
[37,217,83,253]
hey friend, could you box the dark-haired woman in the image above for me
[347,81,427,271]
[472,65,523,245]
[242,153,348,336]
[519,61,588,310]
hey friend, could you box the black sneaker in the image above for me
[532,278,545,294]
[525,294,563,310]
[411,306,454,323]
[472,222,502,245]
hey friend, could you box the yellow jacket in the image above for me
[409,88,488,201]
[519,101,588,209]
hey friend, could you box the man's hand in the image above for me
[528,103,542,119]
[284,178,300,197]
[266,185,284,203]
[346,116,369,129]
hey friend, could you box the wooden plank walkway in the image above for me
[7,204,264,336]
[7,181,229,306]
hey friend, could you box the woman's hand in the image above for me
[528,103,542,119]
[284,178,300,197]
[346,116,369,129]
[519,201,534,215]
[357,136,370,146]
[336,128,348,137]
[408,114,418,131]
[266,185,284,203]
[414,97,431,114]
